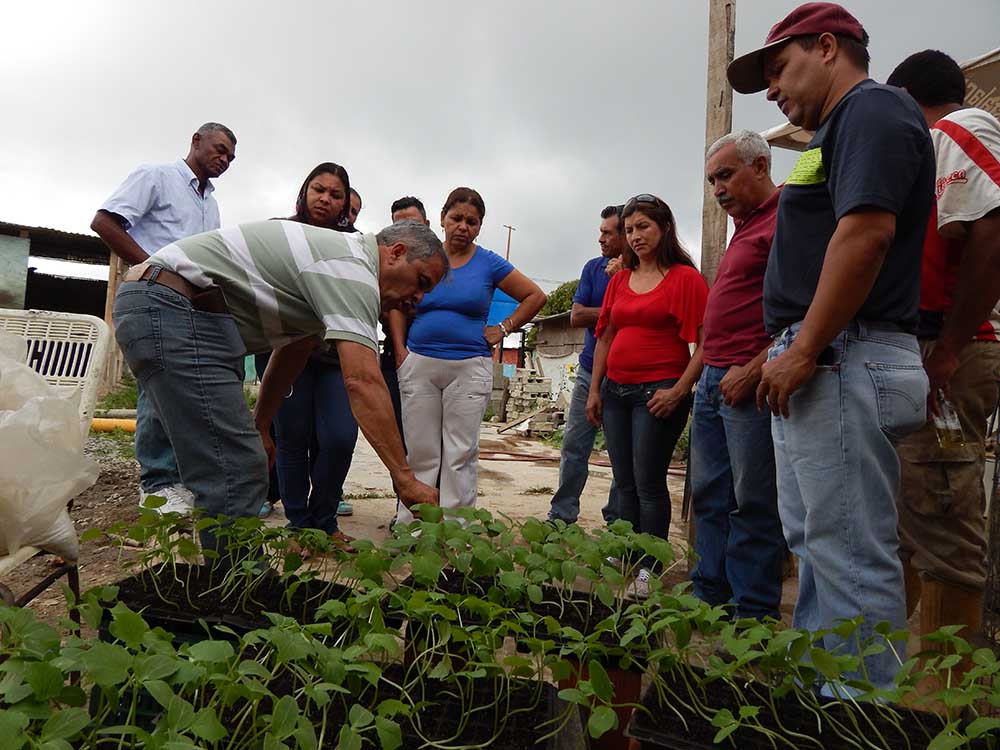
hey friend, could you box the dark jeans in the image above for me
[254,353,281,504]
[273,357,358,533]
[601,377,690,555]
[690,365,785,619]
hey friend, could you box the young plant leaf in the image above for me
[187,640,235,663]
[190,708,228,742]
[24,662,66,701]
[375,717,402,750]
[40,708,89,742]
[270,695,299,740]
[809,647,841,681]
[167,694,196,732]
[587,705,617,738]
[349,704,375,729]
[587,661,614,702]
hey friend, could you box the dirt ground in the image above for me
[9,426,808,630]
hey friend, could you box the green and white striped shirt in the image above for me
[150,220,380,354]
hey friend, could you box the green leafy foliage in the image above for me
[2,508,995,750]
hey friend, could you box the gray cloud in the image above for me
[2,0,998,287]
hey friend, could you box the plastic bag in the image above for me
[0,332,98,560]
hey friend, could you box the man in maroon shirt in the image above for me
[690,129,786,620]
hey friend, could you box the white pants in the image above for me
[396,352,493,523]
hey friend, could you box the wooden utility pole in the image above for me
[700,0,736,286]
[503,224,516,260]
[685,0,736,562]
[101,255,126,396]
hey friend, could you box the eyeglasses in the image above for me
[624,194,662,212]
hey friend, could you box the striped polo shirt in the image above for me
[149,220,380,354]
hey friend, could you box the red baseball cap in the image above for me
[727,2,866,94]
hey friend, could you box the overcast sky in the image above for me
[4,0,998,286]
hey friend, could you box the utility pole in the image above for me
[503,224,516,260]
[700,0,736,286]
[686,0,736,565]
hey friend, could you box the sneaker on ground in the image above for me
[626,567,652,600]
[139,484,195,516]
[258,500,273,518]
[604,556,623,570]
[337,501,354,516]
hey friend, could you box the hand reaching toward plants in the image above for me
[398,476,439,511]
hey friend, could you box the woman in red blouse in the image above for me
[586,194,708,596]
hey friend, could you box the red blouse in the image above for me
[595,265,708,384]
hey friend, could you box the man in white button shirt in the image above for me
[91,122,237,515]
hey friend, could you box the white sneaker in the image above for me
[139,484,195,516]
[626,568,652,600]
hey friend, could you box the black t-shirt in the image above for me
[763,80,935,335]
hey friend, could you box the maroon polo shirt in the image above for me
[701,187,781,368]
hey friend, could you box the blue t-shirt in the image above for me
[408,246,514,360]
[764,80,934,334]
[573,256,613,371]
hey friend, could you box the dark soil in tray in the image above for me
[119,664,578,749]
[628,667,996,750]
[111,563,353,633]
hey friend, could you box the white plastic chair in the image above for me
[0,308,111,616]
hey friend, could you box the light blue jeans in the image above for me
[770,322,927,689]
[113,280,266,555]
[548,366,619,524]
[135,384,183,492]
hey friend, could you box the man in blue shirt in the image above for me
[91,122,237,516]
[548,205,623,524]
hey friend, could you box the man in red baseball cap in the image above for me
[728,3,937,693]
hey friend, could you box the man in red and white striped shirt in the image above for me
[888,50,1000,646]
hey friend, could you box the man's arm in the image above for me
[253,337,321,464]
[926,208,1000,397]
[90,210,149,266]
[756,209,896,416]
[386,309,409,368]
[336,339,438,508]
[569,302,601,329]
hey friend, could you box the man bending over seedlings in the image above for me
[111,219,446,559]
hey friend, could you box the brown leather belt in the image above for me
[124,263,229,314]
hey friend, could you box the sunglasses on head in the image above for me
[624,194,663,212]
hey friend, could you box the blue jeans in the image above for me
[113,281,266,554]
[601,378,690,549]
[771,322,928,689]
[690,365,785,620]
[549,366,619,524]
[274,357,358,533]
[135,384,182,492]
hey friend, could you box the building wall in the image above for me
[536,352,580,401]
[0,235,29,309]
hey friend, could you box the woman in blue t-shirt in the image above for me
[389,187,545,523]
